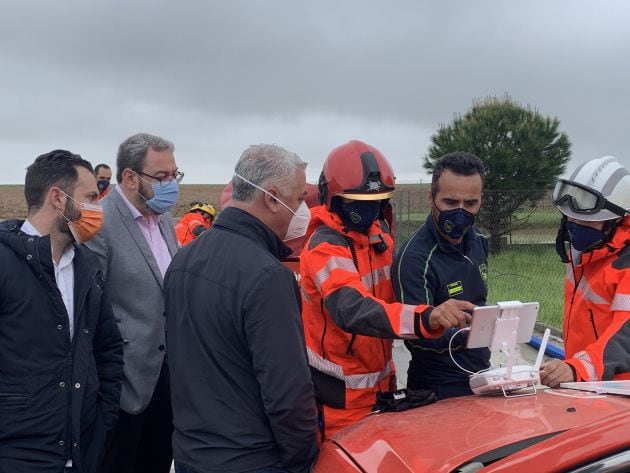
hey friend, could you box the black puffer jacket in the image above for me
[0,220,123,473]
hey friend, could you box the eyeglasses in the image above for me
[552,179,626,217]
[136,170,184,187]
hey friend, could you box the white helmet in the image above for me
[553,156,630,221]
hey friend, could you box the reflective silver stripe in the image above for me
[307,348,344,379]
[368,234,382,244]
[360,265,391,291]
[314,256,357,292]
[345,361,392,389]
[399,304,417,339]
[601,167,629,196]
[576,278,608,305]
[307,347,392,389]
[566,265,574,284]
[611,293,630,311]
[574,350,598,381]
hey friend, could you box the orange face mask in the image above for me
[60,192,104,244]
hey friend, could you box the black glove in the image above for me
[371,388,437,413]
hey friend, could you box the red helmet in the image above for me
[318,140,396,209]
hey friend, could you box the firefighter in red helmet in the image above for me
[300,140,474,438]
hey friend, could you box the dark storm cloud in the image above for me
[0,0,629,183]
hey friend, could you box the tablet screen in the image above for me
[466,302,539,349]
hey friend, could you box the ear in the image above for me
[122,168,139,190]
[263,186,282,214]
[47,186,67,212]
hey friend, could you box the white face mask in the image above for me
[234,173,311,241]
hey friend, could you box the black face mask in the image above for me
[337,200,381,233]
[567,221,606,252]
[556,216,617,262]
[97,179,110,193]
[434,207,475,239]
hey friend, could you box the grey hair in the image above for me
[232,144,307,202]
[116,133,175,183]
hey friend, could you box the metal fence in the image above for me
[392,189,565,329]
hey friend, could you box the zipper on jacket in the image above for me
[0,393,28,400]
[368,245,388,378]
[320,299,328,357]
[588,309,599,339]
[565,260,582,349]
[345,334,357,355]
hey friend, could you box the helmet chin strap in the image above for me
[601,219,619,244]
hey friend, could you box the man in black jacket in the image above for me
[165,144,318,473]
[0,150,123,472]
[393,152,490,399]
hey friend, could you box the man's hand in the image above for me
[540,359,575,388]
[428,299,475,330]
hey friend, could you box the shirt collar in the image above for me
[20,219,42,236]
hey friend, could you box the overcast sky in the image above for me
[1,0,629,185]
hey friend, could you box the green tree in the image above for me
[425,95,571,250]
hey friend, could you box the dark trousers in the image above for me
[98,362,173,473]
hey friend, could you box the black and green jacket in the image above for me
[392,214,490,387]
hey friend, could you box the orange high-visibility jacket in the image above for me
[564,216,630,382]
[175,212,209,246]
[300,206,442,436]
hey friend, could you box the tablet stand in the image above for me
[469,301,551,398]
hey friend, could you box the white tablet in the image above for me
[466,302,539,349]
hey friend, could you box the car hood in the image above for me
[328,389,630,473]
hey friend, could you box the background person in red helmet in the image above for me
[175,201,216,246]
[541,155,630,387]
[299,140,474,438]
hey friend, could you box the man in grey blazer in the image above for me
[86,133,181,473]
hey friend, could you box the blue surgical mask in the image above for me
[338,200,381,233]
[142,179,180,214]
[566,221,605,252]
[436,207,475,239]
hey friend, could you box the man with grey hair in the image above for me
[86,133,181,473]
[165,144,318,473]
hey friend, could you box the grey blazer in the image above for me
[86,188,178,415]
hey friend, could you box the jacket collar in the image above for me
[214,206,292,260]
[0,218,98,286]
[579,215,630,264]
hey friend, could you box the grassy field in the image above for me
[488,244,564,328]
